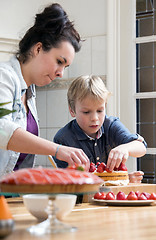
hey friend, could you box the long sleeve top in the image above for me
[0,56,39,177]
[53,116,147,168]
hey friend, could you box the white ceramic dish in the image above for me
[92,198,155,206]
[23,194,77,221]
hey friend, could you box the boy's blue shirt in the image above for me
[53,115,147,168]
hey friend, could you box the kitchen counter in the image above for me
[4,196,156,240]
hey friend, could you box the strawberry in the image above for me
[97,166,103,173]
[89,165,96,172]
[105,167,112,173]
[90,162,95,166]
[89,162,96,172]
[126,191,138,200]
[100,162,106,170]
[118,162,128,171]
[114,166,118,171]
[110,191,115,198]
[97,162,106,173]
[96,162,100,167]
[142,192,151,200]
[94,192,106,200]
[116,191,126,200]
[94,192,102,199]
[149,193,156,200]
[106,192,116,200]
[98,192,106,200]
[135,191,141,198]
[138,193,147,200]
[68,164,85,171]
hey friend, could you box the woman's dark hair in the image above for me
[16,3,82,63]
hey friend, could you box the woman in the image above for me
[0,3,89,177]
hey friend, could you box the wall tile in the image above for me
[35,154,47,167]
[0,52,12,62]
[92,36,107,75]
[47,89,68,128]
[69,38,92,78]
[46,128,61,167]
[36,90,47,128]
[35,128,47,167]
[46,128,60,142]
[62,67,69,79]
[35,128,62,168]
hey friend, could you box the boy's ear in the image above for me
[69,106,75,117]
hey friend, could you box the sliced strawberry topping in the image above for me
[97,162,106,173]
[89,163,96,172]
[118,162,128,171]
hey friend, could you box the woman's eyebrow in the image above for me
[60,56,67,64]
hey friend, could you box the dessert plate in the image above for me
[92,198,155,206]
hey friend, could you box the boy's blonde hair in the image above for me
[67,75,111,112]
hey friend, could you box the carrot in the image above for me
[0,196,13,220]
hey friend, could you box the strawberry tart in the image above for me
[0,167,103,194]
[89,162,129,186]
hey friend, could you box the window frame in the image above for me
[107,0,156,170]
[135,5,156,155]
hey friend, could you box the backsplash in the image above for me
[36,75,106,91]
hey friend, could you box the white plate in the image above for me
[92,198,155,206]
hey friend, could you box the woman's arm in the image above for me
[7,128,90,170]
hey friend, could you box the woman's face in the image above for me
[23,41,75,87]
[70,96,106,138]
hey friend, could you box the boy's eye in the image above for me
[83,111,89,114]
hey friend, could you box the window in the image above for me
[136,0,156,183]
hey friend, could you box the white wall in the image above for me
[0,0,107,167]
[0,0,137,172]
[0,0,106,39]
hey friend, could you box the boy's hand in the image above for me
[128,171,144,183]
[106,145,129,172]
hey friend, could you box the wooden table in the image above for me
[3,197,156,240]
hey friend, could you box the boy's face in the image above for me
[70,96,106,138]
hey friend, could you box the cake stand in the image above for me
[0,183,102,235]
[28,195,77,235]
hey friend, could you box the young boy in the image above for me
[53,75,146,183]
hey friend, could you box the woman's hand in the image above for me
[128,171,144,183]
[106,145,129,172]
[56,145,90,171]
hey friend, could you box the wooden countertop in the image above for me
[3,196,156,240]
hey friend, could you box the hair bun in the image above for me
[17,3,81,62]
[35,3,68,35]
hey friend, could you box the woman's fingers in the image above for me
[57,145,90,170]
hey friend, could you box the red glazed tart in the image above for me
[0,167,103,194]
